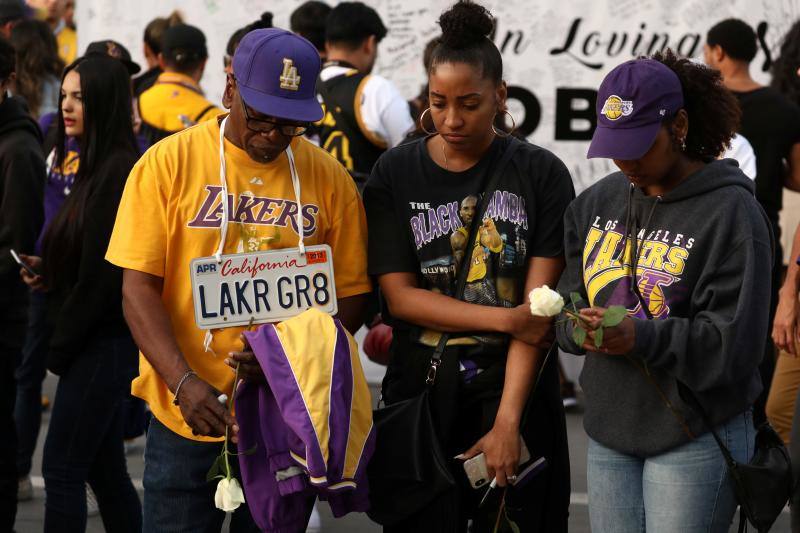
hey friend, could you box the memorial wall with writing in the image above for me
[77,0,799,192]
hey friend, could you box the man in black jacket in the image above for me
[0,37,44,528]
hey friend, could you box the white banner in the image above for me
[77,0,800,192]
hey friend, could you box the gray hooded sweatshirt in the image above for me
[556,159,772,457]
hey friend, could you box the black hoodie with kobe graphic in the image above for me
[556,159,772,457]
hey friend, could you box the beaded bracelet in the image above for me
[172,370,197,405]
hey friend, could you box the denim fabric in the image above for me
[142,416,260,533]
[587,410,754,533]
[42,334,142,533]
[15,291,50,477]
[0,314,26,531]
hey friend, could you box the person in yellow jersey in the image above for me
[43,0,75,64]
[138,23,222,146]
[106,28,370,531]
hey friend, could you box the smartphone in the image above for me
[513,456,548,489]
[10,249,38,277]
[478,456,548,508]
[463,437,531,489]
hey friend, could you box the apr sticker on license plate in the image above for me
[190,245,337,329]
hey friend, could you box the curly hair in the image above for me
[770,20,800,106]
[651,49,740,162]
[430,0,502,84]
[10,19,63,117]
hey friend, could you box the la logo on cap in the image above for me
[601,95,633,121]
[106,42,121,59]
[280,58,301,91]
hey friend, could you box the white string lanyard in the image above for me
[204,116,307,353]
[46,149,56,175]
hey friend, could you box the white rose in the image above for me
[214,477,246,512]
[528,285,565,317]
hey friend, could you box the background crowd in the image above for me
[0,0,799,532]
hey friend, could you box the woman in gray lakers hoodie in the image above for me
[557,53,773,532]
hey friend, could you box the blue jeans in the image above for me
[15,291,50,477]
[587,410,754,533]
[42,334,142,532]
[142,416,260,533]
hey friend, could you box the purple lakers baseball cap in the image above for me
[232,28,323,123]
[587,59,684,160]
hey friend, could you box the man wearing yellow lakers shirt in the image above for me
[42,0,76,64]
[106,29,370,531]
[138,23,222,146]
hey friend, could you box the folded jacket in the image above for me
[236,308,376,532]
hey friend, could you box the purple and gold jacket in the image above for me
[236,308,375,532]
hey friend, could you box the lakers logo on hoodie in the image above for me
[582,220,694,319]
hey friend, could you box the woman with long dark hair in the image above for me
[363,1,573,530]
[19,54,142,532]
[557,51,769,531]
[9,19,63,118]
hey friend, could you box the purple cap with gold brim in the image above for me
[588,59,684,161]
[232,28,323,123]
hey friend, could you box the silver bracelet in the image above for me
[172,370,197,405]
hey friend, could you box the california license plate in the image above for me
[190,245,337,329]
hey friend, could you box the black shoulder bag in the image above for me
[366,137,522,526]
[677,382,792,533]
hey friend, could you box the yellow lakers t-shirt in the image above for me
[56,26,77,65]
[106,115,371,441]
[139,72,223,134]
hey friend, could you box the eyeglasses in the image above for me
[238,93,308,137]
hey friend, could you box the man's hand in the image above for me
[225,333,266,384]
[176,375,238,439]
[579,307,636,355]
[506,304,554,348]
[480,218,502,249]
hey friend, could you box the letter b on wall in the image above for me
[555,88,597,141]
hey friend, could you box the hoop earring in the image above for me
[419,107,437,135]
[492,110,517,138]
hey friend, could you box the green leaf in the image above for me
[505,514,522,533]
[570,292,582,307]
[601,306,627,327]
[205,454,227,483]
[572,324,587,346]
[594,326,604,348]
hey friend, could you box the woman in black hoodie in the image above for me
[556,50,772,532]
[20,55,142,532]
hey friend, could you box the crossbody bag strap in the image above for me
[677,380,752,530]
[426,137,522,386]
[676,381,738,466]
[512,344,559,430]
